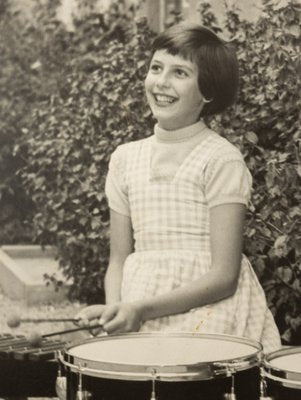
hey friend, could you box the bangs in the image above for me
[152,32,197,62]
[151,24,223,63]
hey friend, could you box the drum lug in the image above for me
[223,394,237,400]
[76,363,92,400]
[56,358,67,400]
[77,390,92,400]
[56,375,67,400]
[260,367,274,400]
[223,367,237,400]
[149,368,157,400]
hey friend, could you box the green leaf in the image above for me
[274,235,288,257]
[287,25,301,37]
[245,131,258,144]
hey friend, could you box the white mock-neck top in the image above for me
[154,120,207,143]
[151,120,209,179]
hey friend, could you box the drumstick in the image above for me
[28,324,104,347]
[7,316,80,328]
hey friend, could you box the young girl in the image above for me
[77,23,281,354]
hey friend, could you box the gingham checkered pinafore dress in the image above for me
[108,133,281,353]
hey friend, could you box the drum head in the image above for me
[61,333,261,381]
[264,347,301,389]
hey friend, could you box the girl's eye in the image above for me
[150,64,161,73]
[175,69,188,77]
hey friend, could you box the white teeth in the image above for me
[154,94,176,103]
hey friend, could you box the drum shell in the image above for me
[265,380,301,400]
[263,347,301,400]
[64,366,260,400]
[60,333,262,400]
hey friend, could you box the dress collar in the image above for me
[154,120,207,143]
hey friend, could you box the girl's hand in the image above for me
[75,304,106,336]
[100,302,143,334]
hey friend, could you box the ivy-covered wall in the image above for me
[1,0,300,344]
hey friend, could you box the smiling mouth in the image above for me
[153,93,177,104]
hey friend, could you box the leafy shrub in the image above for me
[0,0,72,243]
[199,0,301,344]
[0,3,36,243]
[19,4,155,303]
[17,0,300,342]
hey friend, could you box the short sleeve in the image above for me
[105,146,130,216]
[204,152,252,208]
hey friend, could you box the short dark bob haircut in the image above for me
[150,23,239,117]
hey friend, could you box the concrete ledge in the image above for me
[0,245,70,305]
[2,244,56,258]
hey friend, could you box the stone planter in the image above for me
[0,245,70,305]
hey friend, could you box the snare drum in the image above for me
[262,347,301,400]
[59,332,262,400]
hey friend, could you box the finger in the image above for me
[99,305,119,326]
[103,316,126,334]
[76,305,100,320]
[76,305,105,322]
[89,318,99,328]
[89,318,106,336]
[90,327,103,336]
[77,318,90,328]
[75,308,90,321]
[75,305,97,320]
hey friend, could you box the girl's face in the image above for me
[145,50,205,130]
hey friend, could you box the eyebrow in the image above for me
[151,59,194,73]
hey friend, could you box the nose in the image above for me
[156,70,170,88]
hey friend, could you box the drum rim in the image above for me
[59,332,262,382]
[263,347,301,388]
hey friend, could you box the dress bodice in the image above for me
[111,128,250,252]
